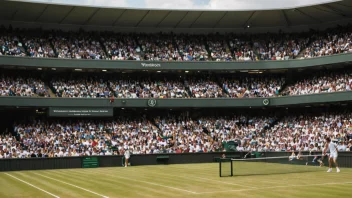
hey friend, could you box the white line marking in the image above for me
[113,174,198,194]
[187,176,256,188]
[144,169,255,189]
[34,173,109,198]
[5,173,60,198]
[93,170,197,194]
[198,181,352,194]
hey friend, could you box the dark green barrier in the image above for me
[0,53,352,70]
[0,152,351,172]
[0,92,351,108]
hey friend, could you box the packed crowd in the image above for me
[207,34,232,61]
[283,71,352,96]
[1,110,350,158]
[110,80,142,99]
[175,34,208,61]
[139,79,189,98]
[52,32,107,59]
[102,33,141,61]
[227,35,255,61]
[256,112,352,152]
[1,70,350,98]
[0,118,160,158]
[188,79,224,98]
[50,76,189,99]
[0,75,50,97]
[253,33,309,61]
[303,26,352,59]
[0,34,26,56]
[154,115,277,153]
[22,34,56,58]
[111,78,189,99]
[51,79,111,98]
[51,77,112,98]
[222,76,285,98]
[0,114,277,158]
[1,25,351,61]
[138,33,181,61]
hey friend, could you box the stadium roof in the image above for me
[0,0,352,29]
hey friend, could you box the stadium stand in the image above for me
[0,25,351,61]
[1,107,351,158]
[282,70,352,96]
[302,25,352,59]
[1,69,350,98]
[0,1,352,162]
[0,72,50,97]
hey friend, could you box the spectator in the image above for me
[0,74,49,97]
[137,33,181,61]
[52,31,106,60]
[102,33,140,60]
[51,77,111,98]
[283,71,352,96]
[188,78,224,98]
[222,75,284,98]
[175,34,208,61]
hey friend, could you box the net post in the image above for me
[230,159,233,176]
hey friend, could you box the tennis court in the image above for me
[0,163,351,198]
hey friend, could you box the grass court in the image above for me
[0,163,351,198]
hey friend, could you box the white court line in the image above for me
[142,168,256,189]
[198,181,352,194]
[33,173,109,198]
[5,173,60,198]
[91,170,198,194]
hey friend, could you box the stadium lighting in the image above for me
[102,69,107,72]
[37,68,42,70]
[157,71,161,73]
[247,25,250,28]
[185,71,189,73]
[121,108,125,110]
[51,68,56,70]
[74,69,82,71]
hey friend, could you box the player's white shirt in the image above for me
[329,142,338,154]
[124,150,131,158]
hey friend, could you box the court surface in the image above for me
[0,163,351,198]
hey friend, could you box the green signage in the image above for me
[49,107,113,117]
[82,157,99,168]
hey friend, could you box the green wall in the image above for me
[0,92,350,108]
[1,53,352,70]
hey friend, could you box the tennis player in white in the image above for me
[124,149,131,167]
[323,137,340,173]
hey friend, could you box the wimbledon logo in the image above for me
[141,63,161,67]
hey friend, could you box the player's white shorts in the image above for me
[329,152,338,160]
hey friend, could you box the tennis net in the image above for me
[219,154,327,177]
